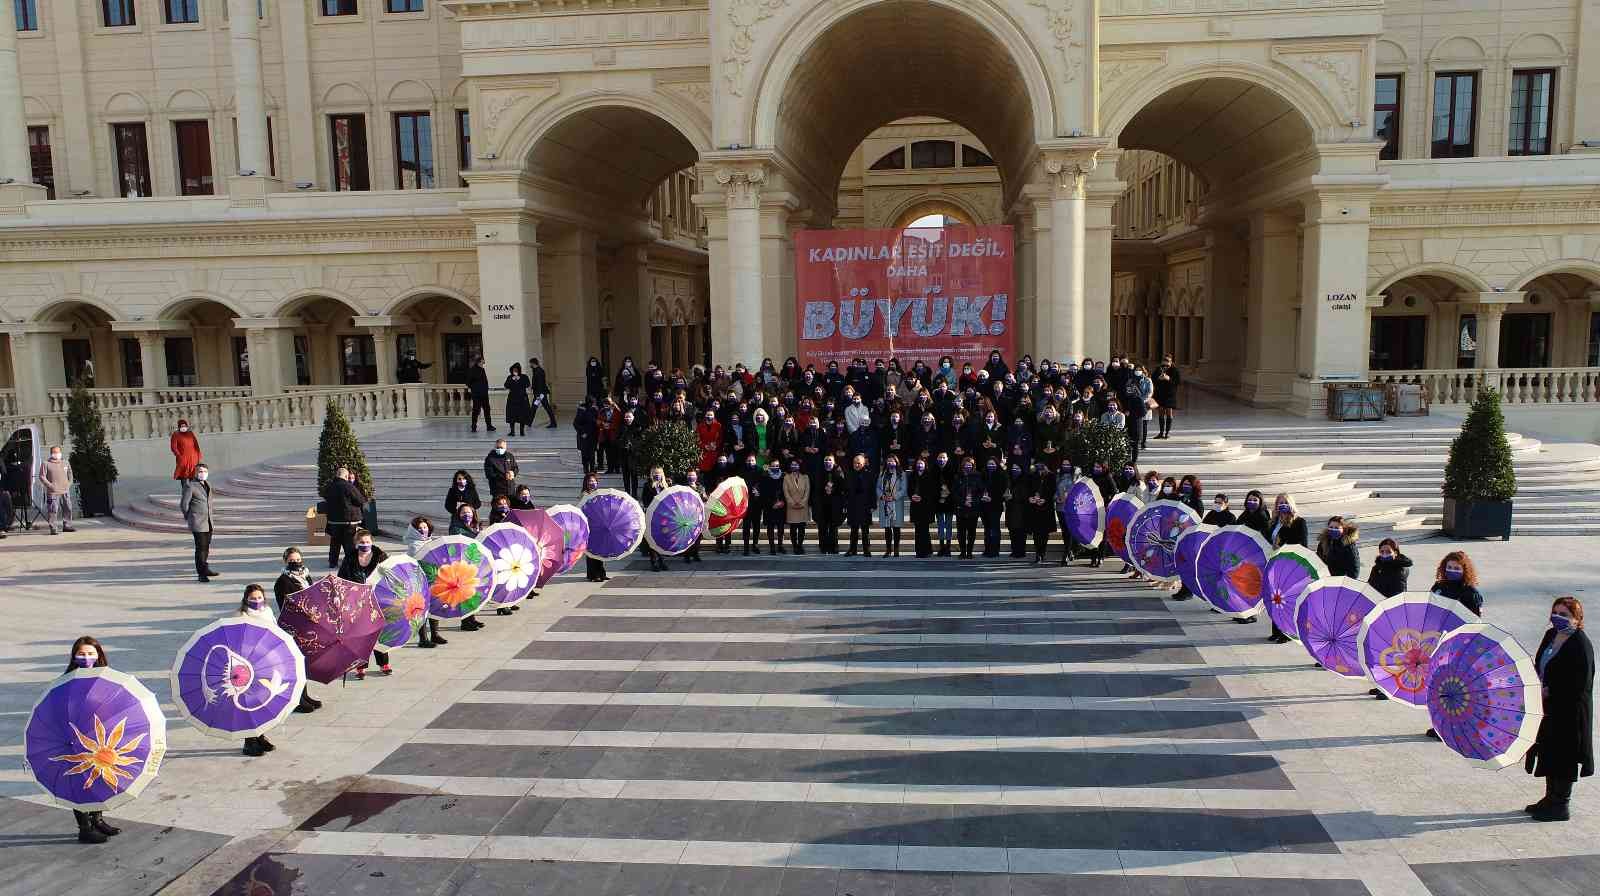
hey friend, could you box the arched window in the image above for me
[961,145,994,167]
[869,147,906,171]
[910,140,956,169]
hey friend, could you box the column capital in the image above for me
[353,316,396,329]
[702,154,771,210]
[111,319,193,334]
[231,316,303,330]
[1038,138,1112,201]
[1457,291,1526,312]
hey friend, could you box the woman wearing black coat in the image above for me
[1315,517,1360,578]
[1366,538,1413,597]
[844,454,876,556]
[584,356,607,399]
[1027,464,1058,564]
[1526,596,1594,822]
[337,532,391,677]
[953,458,985,559]
[907,457,937,557]
[1264,494,1307,640]
[1235,490,1271,537]
[444,471,482,520]
[1003,464,1029,558]
[812,456,845,554]
[504,364,534,437]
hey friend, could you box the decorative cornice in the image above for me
[445,0,708,20]
[0,218,476,262]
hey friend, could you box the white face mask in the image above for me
[178,426,189,433]
[196,471,208,481]
[51,454,62,462]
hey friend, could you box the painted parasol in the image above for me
[704,476,750,539]
[365,555,428,650]
[1264,546,1328,643]
[171,617,306,739]
[24,668,167,810]
[478,523,550,608]
[417,536,496,622]
[1425,623,1543,769]
[1174,523,1216,599]
[1194,525,1272,619]
[1295,577,1384,678]
[1358,591,1474,706]
[506,508,566,589]
[646,485,708,556]
[1063,478,1106,549]
[581,488,646,561]
[1127,499,1203,582]
[1104,493,1144,564]
[279,574,385,683]
[546,503,590,575]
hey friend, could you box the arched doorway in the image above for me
[385,292,481,384]
[271,294,372,387]
[151,298,252,390]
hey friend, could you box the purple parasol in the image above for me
[1063,478,1105,549]
[171,618,306,739]
[478,522,549,608]
[1103,493,1144,563]
[1295,577,1383,677]
[1127,499,1202,582]
[417,535,496,622]
[1174,524,1216,599]
[506,508,565,589]
[1265,546,1327,642]
[1358,592,1473,706]
[1425,623,1543,769]
[705,477,749,539]
[646,485,707,556]
[546,503,590,575]
[1194,525,1271,619]
[581,488,646,561]
[24,668,167,810]
[366,556,428,650]
[279,574,385,684]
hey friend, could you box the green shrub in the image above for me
[66,383,118,484]
[1442,387,1516,501]
[635,421,701,481]
[1064,421,1131,473]
[317,400,374,497]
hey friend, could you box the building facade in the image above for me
[1,0,1598,418]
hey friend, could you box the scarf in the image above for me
[281,567,311,592]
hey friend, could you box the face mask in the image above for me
[1213,501,1225,511]
[178,426,189,433]
[824,461,835,470]
[887,463,898,471]
[1444,567,1464,581]
[1551,614,1573,632]
[1379,551,1394,560]
[287,561,305,571]
[51,454,61,462]
[915,463,926,472]
[1180,485,1192,494]
[495,448,506,455]
[1246,498,1260,509]
[196,471,208,481]
[1326,527,1342,537]
[1146,481,1159,491]
[747,461,758,468]
[74,654,96,669]
[1160,486,1173,495]
[462,512,473,522]
[247,597,265,610]
[1277,504,1291,514]
[456,480,467,488]
[769,469,781,478]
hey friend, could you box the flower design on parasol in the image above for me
[430,561,480,608]
[1377,627,1443,694]
[51,715,147,791]
[492,542,537,594]
[1106,517,1127,552]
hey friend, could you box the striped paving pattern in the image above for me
[210,560,1381,895]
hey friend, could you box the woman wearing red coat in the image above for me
[696,411,723,472]
[170,420,202,481]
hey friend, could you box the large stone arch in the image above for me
[380,286,479,319]
[1509,261,1600,292]
[271,290,370,320]
[155,293,251,322]
[1371,263,1495,297]
[884,194,991,230]
[29,295,124,323]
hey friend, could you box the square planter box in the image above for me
[1442,498,1513,541]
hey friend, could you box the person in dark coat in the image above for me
[1316,517,1360,578]
[1264,494,1307,640]
[396,349,432,384]
[321,466,367,570]
[504,364,534,436]
[528,358,557,428]
[1430,550,1485,616]
[844,453,876,556]
[1002,462,1028,558]
[444,470,481,520]
[756,460,788,555]
[1236,490,1270,537]
[584,356,607,399]
[573,399,599,474]
[933,452,956,556]
[1152,364,1180,440]
[1525,596,1595,822]
[812,454,845,554]
[638,467,671,571]
[466,357,494,432]
[273,547,325,711]
[59,637,124,842]
[337,529,391,677]
[581,473,608,582]
[1177,475,1204,515]
[740,455,765,554]
[484,439,519,499]
[1366,538,1412,597]
[448,504,486,632]
[1027,462,1058,564]
[953,457,985,559]
[1203,493,1236,527]
[908,457,937,557]
[1088,461,1118,568]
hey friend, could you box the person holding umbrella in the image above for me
[272,548,326,710]
[1265,494,1307,641]
[337,529,391,679]
[238,584,280,756]
[1526,596,1594,822]
[449,504,486,631]
[1424,551,1486,739]
[581,473,609,582]
[59,636,121,843]
[1366,538,1413,598]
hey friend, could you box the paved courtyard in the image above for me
[2,491,1599,895]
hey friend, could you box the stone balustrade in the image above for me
[1369,367,1600,405]
[44,386,253,413]
[0,390,14,416]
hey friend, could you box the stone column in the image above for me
[1202,230,1247,382]
[1241,210,1300,404]
[0,0,47,211]
[703,157,768,368]
[1083,173,1123,361]
[616,245,653,368]
[1473,299,1512,370]
[228,0,280,202]
[240,327,281,396]
[356,317,396,385]
[1430,299,1459,369]
[3,324,68,415]
[1293,190,1379,413]
[277,0,318,188]
[137,332,169,398]
[462,188,544,381]
[548,229,602,404]
[1038,140,1109,362]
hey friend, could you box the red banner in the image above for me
[795,224,1015,369]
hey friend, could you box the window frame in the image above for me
[1507,67,1556,157]
[456,108,470,187]
[1430,70,1479,159]
[100,0,137,28]
[909,139,956,170]
[14,0,41,32]
[173,119,215,196]
[383,0,426,14]
[318,0,360,17]
[328,113,371,191]
[111,121,153,198]
[868,147,906,171]
[162,0,200,25]
[391,110,435,190]
[27,124,55,199]
[1374,73,1403,161]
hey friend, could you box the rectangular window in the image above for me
[328,114,370,191]
[1499,313,1551,368]
[442,333,481,384]
[232,336,251,387]
[61,339,92,386]
[120,338,144,388]
[392,111,434,189]
[1368,315,1427,371]
[341,335,377,385]
[15,0,39,30]
[164,0,198,24]
[174,119,214,195]
[1508,68,1555,156]
[386,0,423,10]
[1431,71,1478,158]
[396,333,417,365]
[456,109,470,187]
[1455,314,1477,369]
[27,126,54,199]
[910,140,956,169]
[320,0,358,15]
[111,122,152,197]
[293,334,311,386]
[101,0,136,26]
[165,337,198,387]
[1374,74,1402,160]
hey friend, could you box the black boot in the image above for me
[91,812,121,837]
[243,736,265,757]
[429,620,448,645]
[75,811,107,844]
[1531,777,1573,822]
[862,531,872,557]
[258,735,276,752]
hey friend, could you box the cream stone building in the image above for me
[2,0,1599,422]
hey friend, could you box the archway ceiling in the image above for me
[526,107,699,207]
[777,2,1035,206]
[1118,79,1313,187]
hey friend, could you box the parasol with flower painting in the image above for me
[478,522,550,608]
[366,555,429,649]
[417,536,497,622]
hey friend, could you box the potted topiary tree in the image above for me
[1441,387,1516,540]
[1064,421,1133,474]
[635,420,702,483]
[316,400,379,532]
[66,382,118,516]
